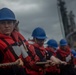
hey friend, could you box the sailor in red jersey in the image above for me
[56,39,76,75]
[0,7,35,75]
[45,39,60,75]
[12,30,40,75]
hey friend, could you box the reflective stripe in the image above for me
[66,54,71,62]
[12,46,21,57]
[20,45,28,58]
[12,45,28,58]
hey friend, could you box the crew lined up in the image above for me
[0,7,76,75]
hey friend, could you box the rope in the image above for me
[0,61,20,67]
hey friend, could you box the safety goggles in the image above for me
[0,20,16,25]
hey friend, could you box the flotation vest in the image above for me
[45,47,60,74]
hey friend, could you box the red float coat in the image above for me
[27,43,53,75]
[45,47,60,74]
[23,42,45,75]
[12,31,42,75]
[56,47,73,63]
[56,47,76,75]
[0,31,34,67]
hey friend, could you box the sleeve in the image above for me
[46,50,53,60]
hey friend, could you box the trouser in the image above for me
[0,66,26,75]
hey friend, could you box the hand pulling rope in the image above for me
[0,61,20,67]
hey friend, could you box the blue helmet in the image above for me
[47,39,58,49]
[71,49,76,58]
[0,8,16,21]
[32,27,47,39]
[60,39,67,46]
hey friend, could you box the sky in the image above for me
[0,0,76,42]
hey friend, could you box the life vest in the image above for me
[45,47,60,74]
[13,32,42,75]
[0,33,19,63]
[56,47,72,63]
[56,48,76,75]
[0,32,30,75]
[33,44,50,62]
[0,31,31,63]
[11,31,36,67]
[46,47,56,56]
